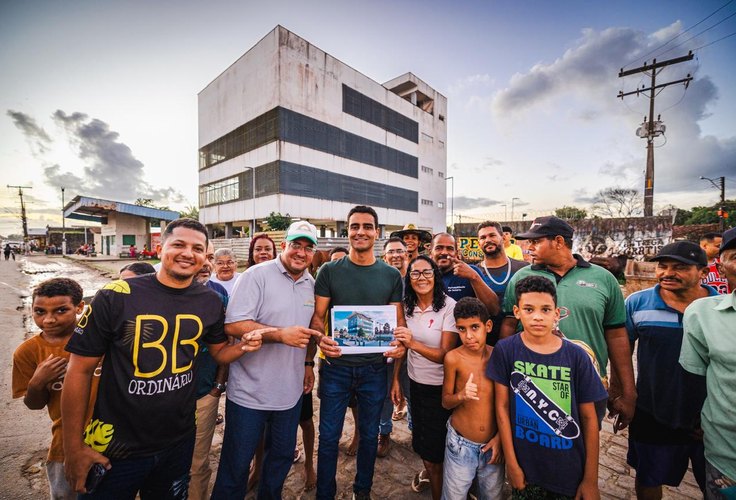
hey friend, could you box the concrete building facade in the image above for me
[198,26,448,237]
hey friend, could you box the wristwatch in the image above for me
[304,361,315,367]
[213,382,227,392]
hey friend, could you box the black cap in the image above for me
[650,241,707,267]
[720,227,736,254]
[516,216,574,240]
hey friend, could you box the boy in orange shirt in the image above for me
[12,278,98,499]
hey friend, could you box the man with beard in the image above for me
[626,242,715,498]
[212,221,324,499]
[430,233,499,316]
[500,216,636,429]
[680,227,736,500]
[189,241,229,500]
[476,221,528,346]
[62,218,267,497]
[390,224,432,262]
[313,206,406,500]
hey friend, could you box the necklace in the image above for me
[481,258,511,286]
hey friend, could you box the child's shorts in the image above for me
[441,420,504,500]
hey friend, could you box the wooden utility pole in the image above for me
[6,185,32,240]
[618,51,694,216]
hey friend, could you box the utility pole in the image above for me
[7,185,32,241]
[618,51,694,216]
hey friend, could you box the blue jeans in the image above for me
[211,397,302,500]
[441,421,504,500]
[317,362,387,499]
[379,360,410,435]
[79,432,195,500]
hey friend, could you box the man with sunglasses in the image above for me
[211,221,324,499]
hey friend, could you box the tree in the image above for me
[179,205,199,220]
[265,211,291,231]
[591,187,643,218]
[555,206,587,221]
[683,200,736,228]
[134,198,171,211]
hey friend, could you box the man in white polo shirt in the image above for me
[211,221,323,499]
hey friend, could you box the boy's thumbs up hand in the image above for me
[462,373,479,401]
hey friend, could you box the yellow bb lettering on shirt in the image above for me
[134,315,168,378]
[172,314,202,374]
[133,314,204,378]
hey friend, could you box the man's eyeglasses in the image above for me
[385,249,406,255]
[215,260,236,267]
[288,241,316,254]
[409,269,435,280]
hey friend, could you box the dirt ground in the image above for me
[0,255,702,499]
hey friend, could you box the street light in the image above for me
[700,175,726,231]
[244,166,257,236]
[500,204,507,221]
[511,197,520,221]
[445,176,454,231]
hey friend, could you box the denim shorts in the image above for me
[441,420,504,500]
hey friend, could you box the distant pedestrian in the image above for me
[4,243,14,261]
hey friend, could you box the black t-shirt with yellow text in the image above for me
[66,274,226,459]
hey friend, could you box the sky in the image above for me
[2,0,735,236]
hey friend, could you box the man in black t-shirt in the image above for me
[62,218,271,498]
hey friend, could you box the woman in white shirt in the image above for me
[393,255,458,500]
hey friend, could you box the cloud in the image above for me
[572,188,597,204]
[452,196,500,210]
[484,157,504,167]
[490,22,735,198]
[7,110,53,155]
[448,74,494,95]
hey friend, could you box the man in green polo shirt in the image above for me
[499,216,637,428]
[680,226,736,499]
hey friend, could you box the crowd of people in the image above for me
[10,205,736,500]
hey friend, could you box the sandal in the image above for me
[293,447,303,463]
[392,403,407,421]
[410,469,430,493]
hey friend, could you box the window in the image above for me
[421,199,433,206]
[199,176,240,207]
[438,172,444,178]
[421,165,434,175]
[342,85,419,143]
[438,201,445,209]
[122,235,136,246]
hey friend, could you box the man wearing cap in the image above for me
[625,241,716,498]
[680,227,736,500]
[390,223,432,262]
[211,221,323,499]
[501,225,524,261]
[500,216,637,428]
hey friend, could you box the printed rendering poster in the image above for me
[330,305,397,354]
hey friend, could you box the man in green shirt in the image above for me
[680,227,736,499]
[499,216,636,428]
[313,205,406,500]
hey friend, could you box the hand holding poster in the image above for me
[330,305,397,354]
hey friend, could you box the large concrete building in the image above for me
[198,26,447,237]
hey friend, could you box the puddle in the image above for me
[20,259,112,335]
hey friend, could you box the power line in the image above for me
[691,30,736,51]
[623,0,735,69]
[654,10,736,59]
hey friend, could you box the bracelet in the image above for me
[304,361,315,367]
[213,382,227,392]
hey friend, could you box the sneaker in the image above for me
[352,491,371,500]
[377,433,391,458]
[410,469,430,493]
